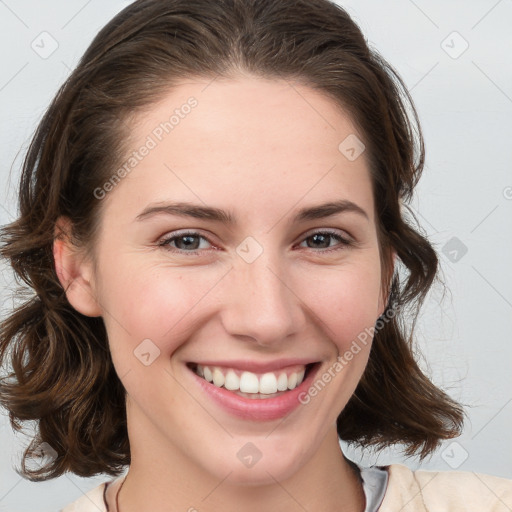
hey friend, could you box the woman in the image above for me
[0,1,510,511]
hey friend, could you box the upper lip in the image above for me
[187,358,319,373]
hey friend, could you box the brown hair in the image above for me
[0,0,465,481]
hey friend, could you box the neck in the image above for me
[110,432,364,512]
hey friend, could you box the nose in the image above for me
[219,250,306,347]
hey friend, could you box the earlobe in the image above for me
[53,216,102,317]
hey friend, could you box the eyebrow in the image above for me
[135,199,369,223]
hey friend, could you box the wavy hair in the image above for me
[0,0,465,480]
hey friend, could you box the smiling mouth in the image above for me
[186,361,318,398]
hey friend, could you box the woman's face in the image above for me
[82,77,387,484]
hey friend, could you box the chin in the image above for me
[204,441,307,487]
[221,460,302,487]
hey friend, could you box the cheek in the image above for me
[294,268,380,376]
[96,246,382,373]
[97,261,220,357]
[296,259,383,351]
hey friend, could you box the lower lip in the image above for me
[187,362,321,421]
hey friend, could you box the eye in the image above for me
[297,230,353,252]
[157,229,353,256]
[158,231,215,255]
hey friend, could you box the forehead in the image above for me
[131,76,361,155]
[106,76,375,225]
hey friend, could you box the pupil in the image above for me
[311,234,329,248]
[178,235,198,250]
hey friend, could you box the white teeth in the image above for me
[212,368,225,387]
[259,372,277,394]
[224,369,239,391]
[193,364,308,395]
[277,372,288,391]
[240,372,259,393]
[203,366,213,382]
[287,372,297,390]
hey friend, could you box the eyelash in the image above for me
[157,229,354,256]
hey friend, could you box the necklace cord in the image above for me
[115,476,126,512]
[108,469,363,511]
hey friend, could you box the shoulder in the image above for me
[380,463,512,512]
[60,481,109,512]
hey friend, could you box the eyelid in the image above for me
[157,229,218,252]
[300,226,354,243]
[157,227,356,255]
[295,228,355,253]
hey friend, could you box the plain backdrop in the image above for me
[0,1,511,510]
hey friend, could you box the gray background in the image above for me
[0,1,511,510]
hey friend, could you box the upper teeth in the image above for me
[195,364,306,394]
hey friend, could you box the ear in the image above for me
[53,216,102,317]
[378,249,397,317]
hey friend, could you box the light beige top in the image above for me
[61,463,512,512]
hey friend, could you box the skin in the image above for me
[54,75,392,512]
